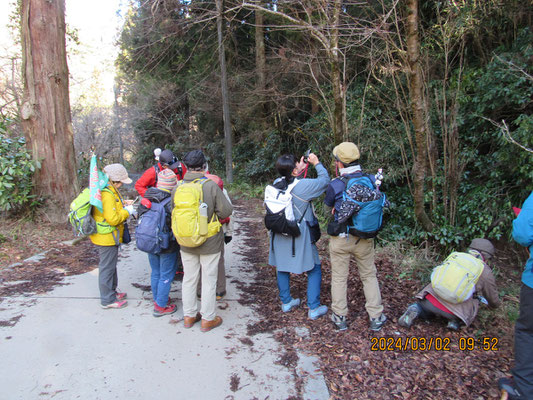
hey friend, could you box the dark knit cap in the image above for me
[183,150,206,169]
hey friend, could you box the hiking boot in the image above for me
[446,319,461,331]
[116,292,127,301]
[308,305,328,320]
[398,303,421,328]
[216,291,226,300]
[201,316,223,332]
[331,313,348,331]
[101,300,128,309]
[281,298,301,313]
[498,377,523,399]
[184,313,202,328]
[370,314,387,331]
[153,304,177,317]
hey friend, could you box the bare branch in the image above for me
[482,117,533,154]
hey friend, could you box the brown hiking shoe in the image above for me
[200,316,223,332]
[183,313,201,328]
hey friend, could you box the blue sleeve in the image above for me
[512,191,533,248]
[292,163,330,201]
[324,184,336,207]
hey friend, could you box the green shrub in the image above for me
[0,129,41,213]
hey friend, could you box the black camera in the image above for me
[304,149,311,163]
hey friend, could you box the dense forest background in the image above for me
[1,0,532,252]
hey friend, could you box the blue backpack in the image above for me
[135,197,172,254]
[341,175,386,239]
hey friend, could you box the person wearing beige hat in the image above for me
[398,238,499,330]
[90,163,136,309]
[324,142,387,331]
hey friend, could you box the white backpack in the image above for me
[264,179,299,221]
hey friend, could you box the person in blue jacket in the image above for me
[268,152,330,320]
[499,190,533,399]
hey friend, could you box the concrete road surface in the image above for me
[0,205,329,400]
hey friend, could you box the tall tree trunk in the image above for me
[113,85,124,165]
[20,0,78,219]
[406,0,433,232]
[255,4,267,127]
[330,0,345,144]
[216,0,233,183]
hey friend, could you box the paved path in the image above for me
[0,205,329,400]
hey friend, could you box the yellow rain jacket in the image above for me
[89,184,130,246]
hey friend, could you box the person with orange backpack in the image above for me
[196,173,233,300]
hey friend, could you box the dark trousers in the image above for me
[418,297,460,323]
[513,283,533,398]
[97,245,119,305]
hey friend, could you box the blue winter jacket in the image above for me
[512,191,533,289]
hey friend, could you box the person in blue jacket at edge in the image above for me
[498,190,533,400]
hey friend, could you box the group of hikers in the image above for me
[84,142,532,399]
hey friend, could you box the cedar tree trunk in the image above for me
[20,0,78,219]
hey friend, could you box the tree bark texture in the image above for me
[255,5,267,125]
[216,0,234,183]
[406,0,434,232]
[330,0,344,145]
[20,0,78,217]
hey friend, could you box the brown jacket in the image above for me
[171,171,233,255]
[416,263,500,326]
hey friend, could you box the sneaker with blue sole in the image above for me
[308,305,328,320]
[281,298,300,313]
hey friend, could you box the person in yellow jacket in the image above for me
[90,163,136,309]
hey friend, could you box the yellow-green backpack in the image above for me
[430,252,484,304]
[171,178,221,248]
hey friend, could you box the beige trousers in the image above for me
[197,249,226,295]
[329,235,383,319]
[181,251,221,321]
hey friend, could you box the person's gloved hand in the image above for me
[224,235,232,244]
[124,205,137,217]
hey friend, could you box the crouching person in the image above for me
[136,168,180,317]
[398,238,500,330]
[171,150,233,332]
